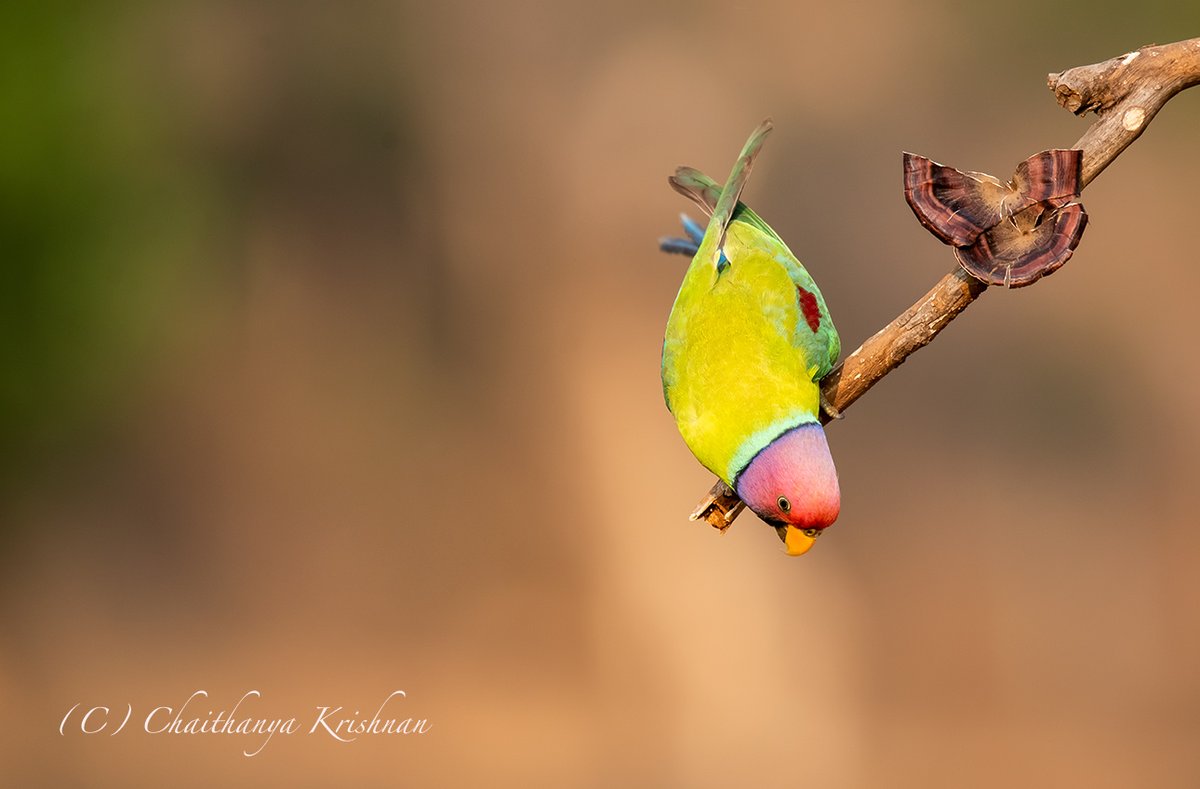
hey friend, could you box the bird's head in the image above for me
[734,423,840,556]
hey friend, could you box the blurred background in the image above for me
[3,1,1199,785]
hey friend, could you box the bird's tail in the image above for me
[668,167,720,216]
[686,120,774,271]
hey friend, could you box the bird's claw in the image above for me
[820,391,843,420]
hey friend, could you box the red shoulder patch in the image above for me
[796,286,821,333]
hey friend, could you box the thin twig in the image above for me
[690,37,1200,531]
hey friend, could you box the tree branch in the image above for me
[689,37,1200,532]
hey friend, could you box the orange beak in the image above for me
[775,525,822,556]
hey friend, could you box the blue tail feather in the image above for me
[659,237,699,256]
[659,214,705,257]
[681,213,705,245]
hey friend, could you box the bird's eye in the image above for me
[777,496,791,513]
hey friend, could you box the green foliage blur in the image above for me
[0,3,213,488]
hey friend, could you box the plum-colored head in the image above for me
[734,423,840,556]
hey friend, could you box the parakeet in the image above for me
[661,120,841,556]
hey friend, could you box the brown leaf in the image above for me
[955,202,1088,287]
[903,153,1011,246]
[903,150,1083,246]
[1010,149,1083,208]
[904,149,1087,287]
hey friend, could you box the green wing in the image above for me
[670,166,785,246]
[668,167,840,379]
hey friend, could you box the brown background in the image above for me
[3,1,1200,786]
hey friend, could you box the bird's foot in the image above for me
[820,391,843,421]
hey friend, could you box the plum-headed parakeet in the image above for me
[661,120,841,556]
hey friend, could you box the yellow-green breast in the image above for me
[662,222,823,484]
